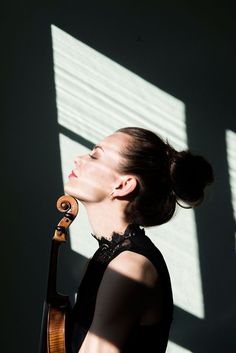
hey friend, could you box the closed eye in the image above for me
[89,154,97,159]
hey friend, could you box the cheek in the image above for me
[88,163,114,185]
[64,175,108,201]
[66,161,118,200]
[96,161,118,180]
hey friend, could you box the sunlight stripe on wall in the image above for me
[51,25,186,151]
[226,129,236,250]
[167,341,193,353]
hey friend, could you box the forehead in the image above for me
[99,132,131,154]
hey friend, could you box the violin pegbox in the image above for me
[53,195,79,242]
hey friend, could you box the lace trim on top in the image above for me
[91,223,144,248]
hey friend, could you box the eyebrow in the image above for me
[93,145,104,152]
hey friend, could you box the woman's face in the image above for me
[64,132,131,203]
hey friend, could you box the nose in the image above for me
[74,155,81,166]
[74,154,87,166]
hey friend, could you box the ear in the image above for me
[113,176,138,197]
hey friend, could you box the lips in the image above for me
[68,170,78,178]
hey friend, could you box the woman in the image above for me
[65,127,214,353]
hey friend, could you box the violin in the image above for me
[39,195,79,353]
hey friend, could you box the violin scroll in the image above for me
[53,195,79,242]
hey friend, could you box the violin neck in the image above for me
[47,239,68,307]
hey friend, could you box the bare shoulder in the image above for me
[108,250,158,288]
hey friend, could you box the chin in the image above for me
[64,182,86,203]
[64,182,77,198]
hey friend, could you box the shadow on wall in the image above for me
[1,2,236,353]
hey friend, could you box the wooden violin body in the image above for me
[47,304,68,353]
[39,195,79,353]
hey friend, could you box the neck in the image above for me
[83,198,129,240]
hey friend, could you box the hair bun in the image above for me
[170,151,214,207]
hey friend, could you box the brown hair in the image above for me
[117,127,214,227]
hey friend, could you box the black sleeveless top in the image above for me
[70,224,173,353]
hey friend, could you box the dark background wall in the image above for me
[1,1,236,353]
